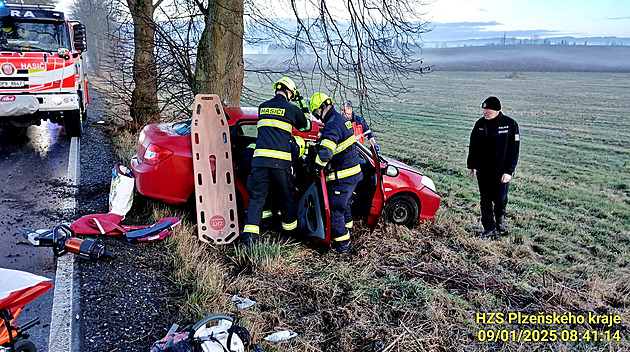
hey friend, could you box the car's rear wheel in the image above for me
[384,194,419,227]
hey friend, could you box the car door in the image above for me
[365,144,384,230]
[298,170,332,248]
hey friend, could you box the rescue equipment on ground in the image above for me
[20,224,115,260]
[0,268,52,352]
[69,213,180,242]
[151,315,265,352]
[109,163,135,217]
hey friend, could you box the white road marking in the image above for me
[49,136,80,352]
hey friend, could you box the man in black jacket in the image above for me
[467,96,520,238]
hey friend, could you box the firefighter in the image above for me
[311,93,363,254]
[241,77,311,245]
[467,96,520,238]
[341,100,379,151]
[241,136,307,228]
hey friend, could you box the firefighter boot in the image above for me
[496,215,507,236]
[240,232,259,248]
[333,238,351,254]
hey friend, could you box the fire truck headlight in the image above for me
[52,97,63,106]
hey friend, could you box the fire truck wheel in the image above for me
[64,109,83,138]
[13,339,36,352]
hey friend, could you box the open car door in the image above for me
[298,170,332,249]
[365,145,385,230]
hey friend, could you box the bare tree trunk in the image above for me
[127,0,160,128]
[194,0,244,107]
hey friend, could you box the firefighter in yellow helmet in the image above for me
[311,92,362,254]
[241,77,311,245]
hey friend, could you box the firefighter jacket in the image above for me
[350,113,373,143]
[467,112,520,177]
[316,107,362,183]
[252,94,310,169]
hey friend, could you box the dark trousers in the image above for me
[477,173,510,231]
[243,167,297,241]
[327,179,359,240]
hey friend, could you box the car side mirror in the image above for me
[383,165,398,177]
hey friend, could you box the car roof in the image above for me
[224,107,258,126]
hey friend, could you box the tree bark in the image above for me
[194,0,244,107]
[127,0,160,128]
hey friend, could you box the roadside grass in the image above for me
[110,72,629,351]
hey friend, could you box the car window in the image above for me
[240,124,258,138]
[173,119,192,136]
[356,142,385,164]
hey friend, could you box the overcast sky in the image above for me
[424,0,630,40]
[55,0,630,40]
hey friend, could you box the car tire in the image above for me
[383,194,419,227]
[63,109,83,138]
[13,339,37,352]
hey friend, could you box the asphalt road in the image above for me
[1,89,180,351]
[0,122,75,352]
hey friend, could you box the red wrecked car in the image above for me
[130,107,440,231]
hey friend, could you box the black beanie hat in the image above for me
[481,96,501,111]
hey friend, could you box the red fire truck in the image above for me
[0,2,88,137]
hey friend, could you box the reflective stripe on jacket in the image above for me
[253,94,309,169]
[317,107,362,183]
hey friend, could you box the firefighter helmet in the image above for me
[309,92,332,112]
[293,136,306,157]
[273,77,297,99]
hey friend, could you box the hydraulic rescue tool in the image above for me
[20,224,115,260]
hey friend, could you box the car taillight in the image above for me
[143,143,174,165]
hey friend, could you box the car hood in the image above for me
[381,155,424,176]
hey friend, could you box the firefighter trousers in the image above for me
[477,173,510,232]
[327,178,360,242]
[243,167,297,242]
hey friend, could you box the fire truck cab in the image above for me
[0,2,88,137]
